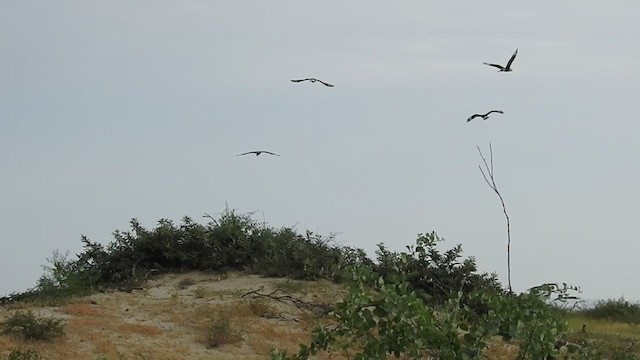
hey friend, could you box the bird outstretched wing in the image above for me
[316,79,334,87]
[486,110,504,116]
[467,114,481,122]
[505,49,518,70]
[262,151,281,156]
[291,78,334,87]
[483,63,506,71]
[237,151,280,157]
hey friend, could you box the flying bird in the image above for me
[483,49,518,72]
[236,151,281,157]
[467,110,504,122]
[290,78,334,87]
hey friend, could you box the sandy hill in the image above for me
[0,272,346,360]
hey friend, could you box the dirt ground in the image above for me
[0,272,346,360]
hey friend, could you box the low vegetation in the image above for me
[202,311,241,348]
[0,209,369,305]
[2,348,44,360]
[582,297,640,324]
[271,236,580,360]
[0,208,637,359]
[0,311,64,341]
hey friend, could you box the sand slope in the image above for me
[0,272,346,360]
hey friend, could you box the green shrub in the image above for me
[1,208,368,304]
[1,311,64,340]
[251,229,348,280]
[582,297,640,324]
[374,232,503,308]
[35,250,93,301]
[270,264,578,360]
[472,284,572,359]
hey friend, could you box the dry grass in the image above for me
[564,312,640,358]
[200,312,242,348]
[12,273,336,359]
[6,272,636,359]
[60,302,100,316]
[2,272,323,359]
[117,323,163,336]
[480,336,520,360]
[193,286,208,298]
[567,313,640,338]
[273,279,308,294]
[247,321,309,354]
[176,277,196,290]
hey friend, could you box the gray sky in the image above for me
[2,1,639,301]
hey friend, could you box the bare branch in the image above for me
[241,287,333,315]
[489,143,494,176]
[202,213,216,223]
[477,143,513,293]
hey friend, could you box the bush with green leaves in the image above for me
[374,232,503,308]
[252,229,370,280]
[471,283,576,359]
[1,208,369,304]
[582,297,640,325]
[1,210,497,307]
[271,264,486,360]
[271,255,582,360]
[1,311,64,340]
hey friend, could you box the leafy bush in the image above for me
[472,284,572,359]
[251,229,351,280]
[374,232,503,308]
[272,265,484,360]
[271,263,578,360]
[1,311,64,340]
[0,251,92,305]
[35,250,93,300]
[582,297,640,324]
[1,208,366,304]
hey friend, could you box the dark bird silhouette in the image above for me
[467,110,504,122]
[483,49,518,72]
[290,78,334,87]
[236,151,281,157]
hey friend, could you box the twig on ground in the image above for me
[241,287,333,315]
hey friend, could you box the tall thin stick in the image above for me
[476,143,512,293]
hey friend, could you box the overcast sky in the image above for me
[1,1,639,301]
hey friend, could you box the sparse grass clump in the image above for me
[274,279,307,294]
[193,286,208,298]
[203,312,241,348]
[3,348,44,360]
[246,299,278,318]
[1,310,64,340]
[176,277,195,290]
